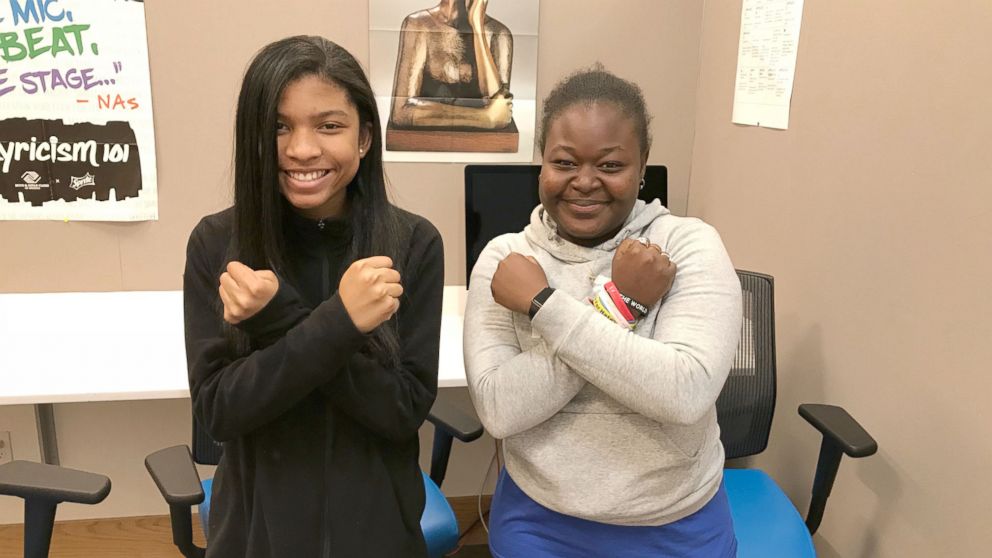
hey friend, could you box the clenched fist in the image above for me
[339,256,404,333]
[219,261,279,324]
[612,238,676,314]
[491,252,549,315]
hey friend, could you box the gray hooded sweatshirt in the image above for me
[463,200,742,526]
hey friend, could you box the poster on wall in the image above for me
[0,0,158,221]
[369,0,539,163]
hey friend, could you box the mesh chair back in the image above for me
[716,270,777,459]
[192,417,224,466]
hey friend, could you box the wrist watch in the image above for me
[528,287,555,320]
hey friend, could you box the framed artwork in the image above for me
[369,0,540,162]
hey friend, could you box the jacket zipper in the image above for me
[321,249,334,558]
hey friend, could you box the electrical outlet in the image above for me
[0,431,12,464]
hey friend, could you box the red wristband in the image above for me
[604,282,636,323]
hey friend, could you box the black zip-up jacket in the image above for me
[183,206,444,557]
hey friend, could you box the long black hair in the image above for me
[229,35,403,365]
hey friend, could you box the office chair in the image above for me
[145,393,483,558]
[0,460,111,558]
[722,270,877,557]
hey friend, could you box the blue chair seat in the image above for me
[196,473,459,558]
[421,472,460,558]
[724,468,816,558]
[198,478,212,538]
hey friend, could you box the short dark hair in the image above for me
[230,35,402,365]
[539,65,652,159]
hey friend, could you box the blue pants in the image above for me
[489,469,737,558]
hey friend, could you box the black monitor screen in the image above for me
[464,164,667,284]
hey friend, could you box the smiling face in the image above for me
[276,74,371,219]
[539,101,646,247]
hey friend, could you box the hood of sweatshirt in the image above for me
[524,199,670,263]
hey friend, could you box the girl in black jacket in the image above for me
[183,35,444,557]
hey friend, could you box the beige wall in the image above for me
[0,1,705,523]
[0,0,702,293]
[690,1,992,557]
[3,2,987,554]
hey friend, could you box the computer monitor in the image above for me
[464,164,667,284]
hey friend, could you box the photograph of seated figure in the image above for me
[386,0,518,152]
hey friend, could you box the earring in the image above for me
[639,178,645,190]
[359,148,364,154]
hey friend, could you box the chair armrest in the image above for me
[145,445,204,507]
[0,460,110,504]
[799,404,877,458]
[145,445,206,558]
[427,396,484,443]
[798,404,878,535]
[425,394,484,487]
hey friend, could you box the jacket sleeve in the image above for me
[184,224,367,442]
[318,223,444,442]
[528,224,743,427]
[463,239,587,440]
[236,278,313,348]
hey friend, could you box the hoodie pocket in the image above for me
[659,420,709,459]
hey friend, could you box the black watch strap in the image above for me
[528,287,555,320]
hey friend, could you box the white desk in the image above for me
[0,286,468,463]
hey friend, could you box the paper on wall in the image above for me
[732,0,805,130]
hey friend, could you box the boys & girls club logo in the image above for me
[14,170,49,190]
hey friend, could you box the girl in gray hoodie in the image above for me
[464,67,742,557]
